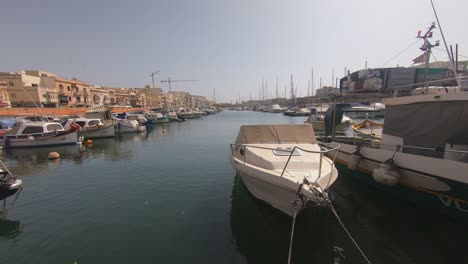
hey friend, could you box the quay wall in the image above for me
[0,107,145,117]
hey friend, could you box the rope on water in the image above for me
[328,201,372,264]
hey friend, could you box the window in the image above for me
[32,83,38,87]
[76,121,86,127]
[67,86,70,91]
[41,74,47,77]
[88,120,100,126]
[8,81,14,86]
[46,124,63,131]
[43,93,47,98]
[11,93,16,98]
[68,97,71,101]
[59,84,64,90]
[21,126,44,134]
[76,87,80,92]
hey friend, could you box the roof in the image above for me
[235,124,317,145]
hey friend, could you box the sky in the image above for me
[1,0,467,103]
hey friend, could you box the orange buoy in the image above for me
[48,152,60,159]
[86,139,93,144]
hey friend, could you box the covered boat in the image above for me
[230,124,340,216]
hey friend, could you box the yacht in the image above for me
[268,104,284,113]
[64,118,115,139]
[335,102,385,118]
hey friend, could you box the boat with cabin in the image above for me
[64,118,115,139]
[268,104,284,113]
[230,124,340,216]
[0,121,81,148]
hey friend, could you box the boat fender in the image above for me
[27,135,35,142]
[372,158,401,186]
[347,147,361,171]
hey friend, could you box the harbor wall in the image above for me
[0,107,145,117]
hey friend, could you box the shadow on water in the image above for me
[0,210,22,240]
[230,169,468,264]
[229,174,347,264]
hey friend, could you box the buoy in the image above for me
[48,152,60,159]
[372,158,401,186]
[86,139,93,144]
[163,129,167,133]
[347,153,361,171]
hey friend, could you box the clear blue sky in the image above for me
[1,0,466,103]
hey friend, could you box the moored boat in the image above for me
[0,121,81,148]
[319,91,468,221]
[230,124,340,216]
[64,118,115,139]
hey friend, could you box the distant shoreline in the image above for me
[0,107,145,117]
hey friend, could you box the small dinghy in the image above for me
[230,124,340,216]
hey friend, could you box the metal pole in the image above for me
[429,0,461,88]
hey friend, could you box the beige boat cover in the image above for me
[235,124,316,144]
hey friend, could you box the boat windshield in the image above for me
[273,147,302,156]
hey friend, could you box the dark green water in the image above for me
[0,111,467,264]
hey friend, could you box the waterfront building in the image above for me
[108,88,131,106]
[55,77,91,107]
[191,95,213,108]
[0,81,11,107]
[0,71,58,108]
[90,86,111,108]
[169,91,192,109]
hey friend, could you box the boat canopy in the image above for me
[235,124,316,145]
[383,101,468,157]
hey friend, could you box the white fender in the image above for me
[347,153,361,171]
[372,159,401,186]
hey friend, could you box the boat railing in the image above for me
[230,142,341,182]
[321,136,468,162]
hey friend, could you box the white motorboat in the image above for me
[335,102,385,118]
[64,118,115,139]
[268,104,284,113]
[115,119,146,133]
[0,121,81,148]
[230,124,340,216]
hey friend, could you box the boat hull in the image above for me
[79,124,115,139]
[0,131,80,148]
[330,142,468,221]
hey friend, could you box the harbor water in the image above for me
[0,111,467,264]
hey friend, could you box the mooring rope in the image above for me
[328,201,372,264]
[287,210,297,264]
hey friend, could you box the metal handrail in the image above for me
[230,142,340,183]
[323,136,468,162]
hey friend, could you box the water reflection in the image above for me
[0,210,22,239]
[229,174,341,264]
[1,134,145,171]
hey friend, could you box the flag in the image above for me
[412,52,427,64]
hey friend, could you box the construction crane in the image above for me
[149,70,160,88]
[160,77,199,92]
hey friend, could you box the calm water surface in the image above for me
[0,111,467,264]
